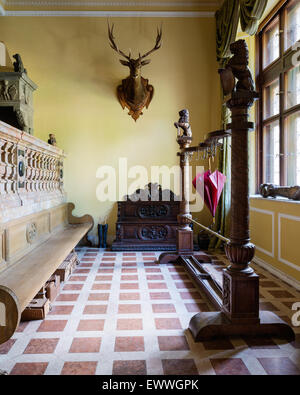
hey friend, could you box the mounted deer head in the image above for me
[108,22,162,121]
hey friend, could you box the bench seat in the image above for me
[0,203,93,344]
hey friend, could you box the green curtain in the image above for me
[216,0,268,63]
[216,0,240,63]
[240,0,268,35]
[210,0,267,251]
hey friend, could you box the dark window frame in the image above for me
[256,0,300,191]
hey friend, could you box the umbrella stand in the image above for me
[158,41,294,341]
[188,218,230,244]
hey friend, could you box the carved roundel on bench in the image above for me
[26,222,37,244]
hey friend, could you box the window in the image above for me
[257,0,300,189]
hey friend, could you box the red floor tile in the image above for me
[155,318,182,330]
[74,269,90,274]
[120,283,139,290]
[158,336,190,351]
[92,283,111,290]
[81,258,95,262]
[179,291,201,300]
[113,360,146,375]
[202,338,235,350]
[258,357,300,375]
[77,319,105,331]
[0,339,16,354]
[210,358,251,375]
[84,253,98,257]
[95,275,113,281]
[88,293,110,301]
[61,361,97,375]
[171,274,189,280]
[99,263,115,267]
[23,338,59,354]
[123,257,137,261]
[117,318,143,330]
[97,269,114,274]
[37,320,67,332]
[148,282,167,289]
[49,305,74,315]
[268,290,296,298]
[162,359,198,375]
[10,362,48,375]
[175,281,195,289]
[150,292,171,300]
[114,336,145,352]
[69,337,101,353]
[119,293,140,300]
[121,275,139,281]
[123,253,136,256]
[168,267,185,273]
[79,263,93,267]
[122,262,137,267]
[83,305,108,314]
[63,284,83,291]
[142,253,155,256]
[146,275,164,280]
[56,293,79,302]
[152,304,176,313]
[121,268,138,273]
[102,258,116,261]
[118,304,141,314]
[145,268,161,273]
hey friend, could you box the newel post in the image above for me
[223,91,260,324]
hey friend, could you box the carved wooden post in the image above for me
[177,147,193,254]
[223,91,260,324]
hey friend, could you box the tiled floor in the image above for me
[0,248,300,375]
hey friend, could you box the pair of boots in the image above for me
[98,224,108,248]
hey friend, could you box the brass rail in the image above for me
[189,218,230,243]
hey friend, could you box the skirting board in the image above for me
[253,256,300,291]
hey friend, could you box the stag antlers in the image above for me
[107,22,162,62]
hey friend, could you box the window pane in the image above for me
[264,79,280,119]
[263,120,280,184]
[263,18,280,68]
[285,111,300,185]
[285,65,300,109]
[285,0,300,50]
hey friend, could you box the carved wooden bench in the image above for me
[0,202,93,345]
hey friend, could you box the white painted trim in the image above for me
[5,1,220,7]
[253,256,300,291]
[3,10,214,17]
[0,3,5,15]
[278,213,300,272]
[250,195,300,205]
[250,207,275,258]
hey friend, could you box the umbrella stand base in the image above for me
[158,251,211,265]
[189,311,295,341]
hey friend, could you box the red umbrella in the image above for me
[192,170,226,218]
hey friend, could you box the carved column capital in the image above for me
[225,242,255,273]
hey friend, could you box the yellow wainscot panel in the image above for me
[279,214,300,273]
[250,208,274,257]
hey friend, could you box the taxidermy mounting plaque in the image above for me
[108,23,162,121]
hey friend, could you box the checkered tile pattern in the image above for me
[0,248,300,375]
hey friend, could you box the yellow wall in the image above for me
[0,16,221,241]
